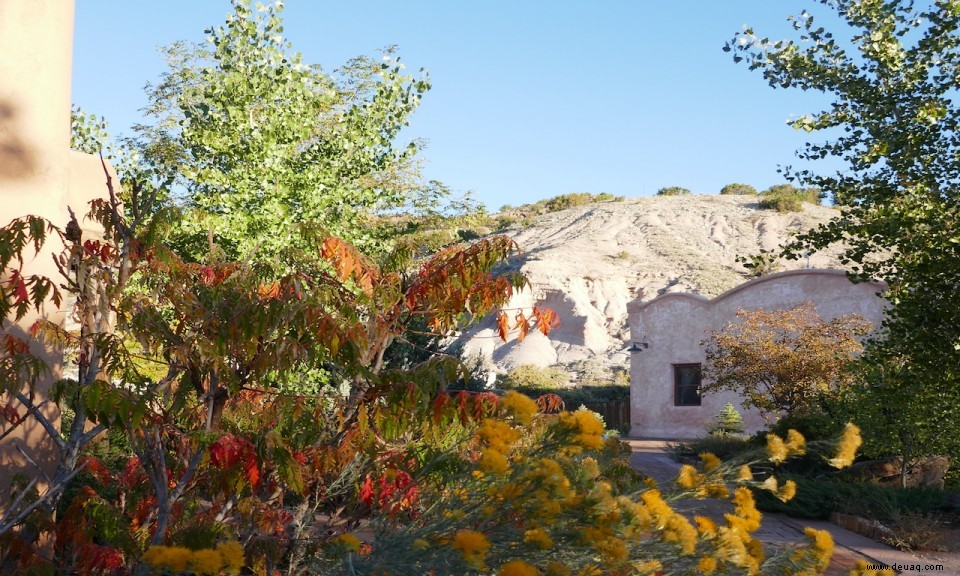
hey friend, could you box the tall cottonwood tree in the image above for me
[728,1,960,459]
[136,0,432,263]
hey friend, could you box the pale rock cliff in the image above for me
[453,195,849,376]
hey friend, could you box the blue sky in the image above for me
[72,1,839,211]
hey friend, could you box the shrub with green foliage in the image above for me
[656,186,692,196]
[544,193,595,211]
[548,384,630,407]
[490,193,625,229]
[497,364,570,390]
[537,192,623,213]
[497,360,630,408]
[770,411,844,444]
[753,475,946,521]
[720,183,757,195]
[758,184,823,213]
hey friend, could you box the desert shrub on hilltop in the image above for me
[720,183,758,195]
[758,184,823,212]
[656,186,692,196]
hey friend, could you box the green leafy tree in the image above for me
[656,186,691,196]
[136,0,431,263]
[719,183,757,196]
[727,0,960,461]
[702,304,872,420]
[838,361,960,487]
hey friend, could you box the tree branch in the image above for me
[0,461,88,536]
[14,393,65,451]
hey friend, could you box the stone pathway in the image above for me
[625,440,960,575]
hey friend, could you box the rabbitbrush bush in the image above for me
[303,398,892,576]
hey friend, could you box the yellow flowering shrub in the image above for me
[700,451,721,471]
[545,561,572,576]
[786,429,807,455]
[580,457,600,480]
[479,448,510,474]
[799,527,835,573]
[676,464,703,489]
[698,555,719,574]
[499,559,540,576]
[523,528,553,550]
[141,541,244,575]
[141,546,192,573]
[554,409,605,450]
[767,429,809,464]
[319,401,865,576]
[633,559,662,575]
[829,423,862,468]
[777,479,798,502]
[695,515,717,537]
[189,549,224,576]
[766,433,789,463]
[477,418,522,452]
[215,541,244,575]
[500,391,539,425]
[333,533,361,552]
[452,529,491,569]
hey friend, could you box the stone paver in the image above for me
[625,439,960,575]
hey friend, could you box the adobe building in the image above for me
[1,0,114,485]
[627,269,887,439]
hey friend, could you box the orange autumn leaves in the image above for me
[496,306,560,343]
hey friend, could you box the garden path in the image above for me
[625,440,960,575]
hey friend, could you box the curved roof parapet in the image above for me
[626,268,887,313]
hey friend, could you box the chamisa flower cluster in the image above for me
[325,390,880,575]
[140,541,244,575]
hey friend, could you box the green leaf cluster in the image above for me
[729,0,960,463]
[135,0,433,264]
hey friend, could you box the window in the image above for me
[674,363,701,406]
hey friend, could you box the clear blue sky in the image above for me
[72,1,839,211]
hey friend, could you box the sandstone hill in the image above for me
[452,194,850,381]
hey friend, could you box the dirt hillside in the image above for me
[453,194,849,378]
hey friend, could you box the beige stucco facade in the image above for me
[1,0,113,483]
[627,269,887,439]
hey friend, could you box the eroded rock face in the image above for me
[454,195,850,375]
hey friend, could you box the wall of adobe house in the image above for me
[0,0,115,494]
[626,269,888,439]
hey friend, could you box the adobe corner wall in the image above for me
[0,0,114,490]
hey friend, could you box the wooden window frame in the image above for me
[673,363,702,406]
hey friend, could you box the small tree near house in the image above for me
[701,303,872,421]
[707,403,745,437]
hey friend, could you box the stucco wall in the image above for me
[626,269,887,439]
[0,0,114,490]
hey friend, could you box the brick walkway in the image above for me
[625,440,960,575]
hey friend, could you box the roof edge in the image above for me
[627,268,887,314]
